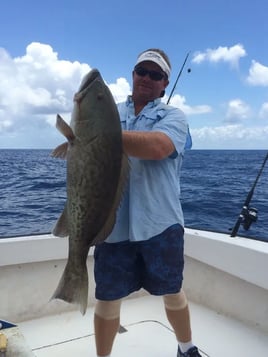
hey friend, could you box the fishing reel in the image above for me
[242,207,258,230]
[231,152,267,237]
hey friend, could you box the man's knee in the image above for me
[95,299,122,320]
[163,290,188,311]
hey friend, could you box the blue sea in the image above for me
[0,149,267,242]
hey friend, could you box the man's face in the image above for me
[132,61,169,103]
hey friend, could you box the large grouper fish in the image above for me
[51,69,129,314]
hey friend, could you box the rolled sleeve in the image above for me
[153,106,188,156]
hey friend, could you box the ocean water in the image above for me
[182,150,268,242]
[0,149,267,242]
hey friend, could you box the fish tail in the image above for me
[51,261,88,315]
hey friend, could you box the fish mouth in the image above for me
[78,69,102,92]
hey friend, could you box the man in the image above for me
[93,48,201,357]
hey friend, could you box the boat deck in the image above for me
[15,294,268,357]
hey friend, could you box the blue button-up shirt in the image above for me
[106,96,190,243]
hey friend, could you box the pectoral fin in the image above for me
[56,114,75,142]
[51,114,75,159]
[50,142,68,159]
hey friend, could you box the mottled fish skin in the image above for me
[51,69,129,314]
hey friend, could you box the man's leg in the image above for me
[94,299,122,357]
[164,291,194,347]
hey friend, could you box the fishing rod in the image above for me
[230,151,268,237]
[167,51,191,105]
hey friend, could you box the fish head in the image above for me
[77,68,102,94]
[70,69,120,139]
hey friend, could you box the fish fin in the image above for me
[56,114,75,142]
[51,260,89,315]
[91,152,130,245]
[50,142,68,159]
[52,205,69,237]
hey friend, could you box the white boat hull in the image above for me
[0,228,268,356]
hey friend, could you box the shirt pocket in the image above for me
[137,111,164,131]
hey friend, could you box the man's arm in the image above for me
[122,130,175,160]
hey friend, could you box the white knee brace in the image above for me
[94,299,122,320]
[163,290,188,311]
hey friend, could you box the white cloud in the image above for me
[191,125,268,149]
[259,102,268,120]
[0,42,267,150]
[225,99,251,123]
[14,42,90,83]
[0,118,12,131]
[108,77,131,103]
[0,42,91,134]
[167,94,212,116]
[192,44,247,68]
[247,60,268,86]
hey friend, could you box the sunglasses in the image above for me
[134,66,166,81]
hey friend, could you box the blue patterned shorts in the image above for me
[94,224,184,300]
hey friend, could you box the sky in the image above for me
[0,0,268,149]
